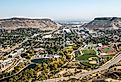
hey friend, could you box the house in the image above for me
[66,40,74,46]
[42,34,52,39]
[97,43,103,47]
[47,54,61,58]
[15,48,24,54]
[100,53,108,56]
[52,54,61,58]
[34,48,46,54]
[63,28,71,33]
[9,52,18,57]
[0,58,13,69]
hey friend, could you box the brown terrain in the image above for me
[0,17,59,30]
[82,17,121,29]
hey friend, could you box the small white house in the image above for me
[98,43,103,47]
[63,28,71,33]
[9,52,18,57]
[53,55,61,58]
[100,53,108,56]
[42,35,52,39]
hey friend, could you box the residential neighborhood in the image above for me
[0,18,121,82]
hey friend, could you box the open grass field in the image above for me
[76,49,98,66]
[102,47,113,53]
[76,49,97,60]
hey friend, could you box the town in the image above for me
[1,0,121,81]
[0,18,121,82]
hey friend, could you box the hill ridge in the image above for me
[83,17,121,29]
[0,17,58,30]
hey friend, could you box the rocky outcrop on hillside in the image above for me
[83,17,121,29]
[0,17,59,30]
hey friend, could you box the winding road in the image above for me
[43,52,121,82]
[0,28,59,81]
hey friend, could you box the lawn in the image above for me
[76,49,97,60]
[103,47,113,53]
[76,54,96,60]
[75,49,101,68]
[76,49,99,66]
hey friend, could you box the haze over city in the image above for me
[0,0,121,20]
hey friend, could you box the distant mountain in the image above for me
[57,20,82,25]
[0,17,59,30]
[82,17,121,29]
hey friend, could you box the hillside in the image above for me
[83,17,121,29]
[0,17,59,30]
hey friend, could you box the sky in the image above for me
[0,0,121,21]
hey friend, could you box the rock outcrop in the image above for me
[83,17,121,29]
[0,17,59,30]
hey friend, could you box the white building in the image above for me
[42,34,52,39]
[63,28,71,33]
[0,58,13,69]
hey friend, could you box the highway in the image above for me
[43,52,121,82]
[77,52,121,79]
[2,26,120,82]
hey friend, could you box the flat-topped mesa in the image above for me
[83,17,121,29]
[94,17,121,20]
[0,17,59,30]
[0,17,53,21]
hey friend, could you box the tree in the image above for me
[43,63,48,70]
[53,63,58,70]
[9,78,15,82]
[35,64,42,72]
[66,54,72,60]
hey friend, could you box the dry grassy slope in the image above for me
[83,17,121,29]
[0,17,58,30]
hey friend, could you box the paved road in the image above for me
[76,52,121,79]
[0,63,31,81]
[0,29,59,80]
[43,52,121,82]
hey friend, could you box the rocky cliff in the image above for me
[83,17,121,29]
[0,17,59,30]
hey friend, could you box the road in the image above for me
[2,27,121,81]
[76,52,121,79]
[0,63,31,81]
[0,28,60,81]
[43,52,121,82]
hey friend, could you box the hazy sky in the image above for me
[0,0,121,20]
